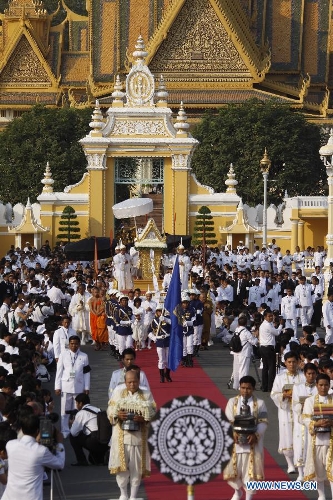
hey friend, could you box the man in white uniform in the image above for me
[55,335,91,437]
[281,287,299,334]
[294,276,314,327]
[322,291,333,344]
[53,316,76,361]
[232,316,258,390]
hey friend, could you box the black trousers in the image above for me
[70,431,108,464]
[260,345,276,392]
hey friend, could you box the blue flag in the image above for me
[165,256,183,371]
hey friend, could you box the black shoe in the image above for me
[159,369,165,383]
[71,461,89,466]
[165,369,172,382]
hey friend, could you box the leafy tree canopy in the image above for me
[0,105,92,204]
[191,99,327,206]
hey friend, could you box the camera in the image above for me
[65,409,78,417]
[39,412,59,449]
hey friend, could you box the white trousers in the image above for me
[300,306,313,326]
[157,347,169,369]
[325,327,333,344]
[194,325,203,345]
[117,334,133,354]
[183,334,193,356]
[232,354,251,390]
[227,453,255,492]
[60,392,77,436]
[285,318,298,333]
[107,325,117,346]
[116,444,142,499]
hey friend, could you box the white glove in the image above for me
[148,332,156,342]
[120,320,130,326]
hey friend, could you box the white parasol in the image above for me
[112,198,153,219]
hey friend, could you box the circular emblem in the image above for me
[148,395,233,485]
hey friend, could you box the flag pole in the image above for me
[187,485,194,500]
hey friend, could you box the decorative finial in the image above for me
[260,148,271,173]
[41,161,54,193]
[26,197,31,208]
[238,198,243,210]
[133,34,148,63]
[89,100,105,135]
[284,189,288,198]
[156,75,168,106]
[225,163,238,194]
[174,101,190,136]
[112,75,125,104]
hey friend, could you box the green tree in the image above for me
[57,205,81,242]
[191,99,326,206]
[192,206,218,247]
[0,105,92,203]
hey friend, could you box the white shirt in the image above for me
[3,435,65,500]
[70,404,100,436]
[108,368,150,399]
[259,320,282,347]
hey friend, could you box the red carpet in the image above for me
[133,348,308,500]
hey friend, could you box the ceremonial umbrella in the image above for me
[112,197,153,219]
[64,237,111,261]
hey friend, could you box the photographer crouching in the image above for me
[2,413,65,500]
[69,393,108,466]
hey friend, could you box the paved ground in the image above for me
[43,333,322,500]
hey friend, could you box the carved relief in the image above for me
[0,36,51,85]
[149,0,249,75]
[112,119,167,136]
[85,153,106,170]
[172,154,190,169]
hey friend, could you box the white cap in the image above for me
[181,292,190,302]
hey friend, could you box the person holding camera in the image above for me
[69,393,108,466]
[55,335,91,438]
[2,413,65,500]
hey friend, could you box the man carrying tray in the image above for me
[302,373,333,500]
[271,351,305,473]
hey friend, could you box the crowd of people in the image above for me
[0,237,331,499]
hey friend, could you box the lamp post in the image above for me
[319,129,333,294]
[260,148,271,248]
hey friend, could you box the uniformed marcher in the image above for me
[114,295,134,355]
[148,304,172,382]
[176,293,197,367]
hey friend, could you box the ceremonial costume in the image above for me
[292,381,317,479]
[303,394,333,499]
[68,290,91,344]
[293,251,305,274]
[259,320,282,392]
[271,369,305,469]
[107,387,156,500]
[172,252,191,291]
[55,348,90,437]
[224,395,268,497]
